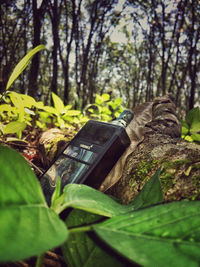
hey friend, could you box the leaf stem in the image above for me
[69,225,93,234]
[35,252,45,267]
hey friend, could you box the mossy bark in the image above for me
[106,133,200,204]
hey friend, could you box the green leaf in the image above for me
[9,92,25,121]
[54,169,163,216]
[52,92,65,114]
[191,133,200,142]
[181,120,189,136]
[101,93,110,102]
[2,121,26,135]
[94,201,200,267]
[186,107,200,126]
[131,168,163,210]
[21,94,37,108]
[6,45,46,90]
[65,110,81,116]
[51,177,62,209]
[0,146,68,262]
[62,209,124,267]
[95,94,103,105]
[0,104,16,113]
[184,135,194,142]
[54,184,132,217]
[41,105,57,115]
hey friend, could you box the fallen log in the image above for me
[102,95,200,203]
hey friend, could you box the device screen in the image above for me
[78,122,116,146]
[64,145,96,164]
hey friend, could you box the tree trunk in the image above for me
[28,0,47,97]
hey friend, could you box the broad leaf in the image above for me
[2,121,26,135]
[131,167,163,210]
[94,201,200,267]
[65,110,81,116]
[6,45,46,90]
[101,93,110,102]
[52,92,65,114]
[186,107,200,126]
[55,184,132,217]
[9,91,25,121]
[0,104,16,113]
[21,94,37,108]
[62,209,124,267]
[0,146,68,262]
[191,133,200,142]
[55,169,163,216]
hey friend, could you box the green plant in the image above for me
[85,93,123,121]
[0,45,46,138]
[0,145,200,267]
[47,92,89,129]
[181,107,200,144]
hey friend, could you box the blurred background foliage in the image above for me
[0,0,199,114]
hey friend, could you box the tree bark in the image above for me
[106,134,200,204]
[28,0,47,97]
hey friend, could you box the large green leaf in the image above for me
[55,184,130,217]
[94,201,200,267]
[131,167,163,210]
[54,168,163,216]
[0,146,68,262]
[62,209,124,267]
[6,45,46,90]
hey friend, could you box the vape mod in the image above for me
[40,110,133,204]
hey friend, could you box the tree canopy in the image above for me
[0,0,199,114]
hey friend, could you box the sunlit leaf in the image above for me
[65,110,81,116]
[0,104,16,113]
[6,45,46,90]
[95,94,103,105]
[52,92,65,114]
[2,121,26,135]
[21,94,37,108]
[101,93,110,102]
[41,105,57,115]
[9,92,25,121]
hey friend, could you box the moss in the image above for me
[192,175,200,188]
[129,158,160,187]
[160,169,175,192]
[162,159,192,169]
[128,154,200,201]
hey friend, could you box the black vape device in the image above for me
[40,110,133,204]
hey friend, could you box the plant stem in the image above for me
[35,252,45,267]
[69,225,93,234]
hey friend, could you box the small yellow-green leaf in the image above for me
[2,121,26,135]
[52,92,65,114]
[102,93,110,102]
[6,45,46,90]
[65,110,81,116]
